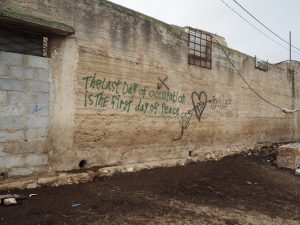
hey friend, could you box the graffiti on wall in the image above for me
[83,74,186,117]
[192,91,207,121]
[207,95,232,110]
[83,73,234,141]
[208,95,233,118]
[173,91,207,141]
[174,92,233,140]
[157,77,169,90]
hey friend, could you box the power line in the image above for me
[232,0,300,52]
[220,0,300,55]
[213,36,300,113]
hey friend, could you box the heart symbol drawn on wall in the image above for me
[192,91,207,121]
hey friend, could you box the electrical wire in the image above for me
[232,0,300,52]
[213,36,300,113]
[220,0,300,55]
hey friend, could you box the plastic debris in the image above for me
[29,194,38,198]
[2,198,17,206]
[72,203,81,208]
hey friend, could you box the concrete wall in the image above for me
[0,0,299,177]
[0,51,51,177]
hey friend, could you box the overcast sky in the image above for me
[109,0,300,63]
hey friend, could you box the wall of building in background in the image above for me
[0,0,299,178]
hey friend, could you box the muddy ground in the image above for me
[0,148,300,225]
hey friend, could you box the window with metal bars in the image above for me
[187,27,212,69]
[0,27,48,57]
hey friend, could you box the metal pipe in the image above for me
[289,31,291,61]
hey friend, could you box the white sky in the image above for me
[109,0,300,63]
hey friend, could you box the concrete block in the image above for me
[8,91,34,104]
[277,143,300,169]
[8,166,49,177]
[0,104,25,118]
[0,78,24,91]
[26,81,49,93]
[0,91,7,104]
[35,68,49,81]
[24,153,48,166]
[27,56,50,70]
[25,128,48,140]
[8,168,33,177]
[278,143,300,155]
[0,63,8,77]
[36,93,50,104]
[6,139,48,154]
[0,131,24,142]
[3,52,23,66]
[23,67,35,80]
[0,116,23,130]
[7,65,23,79]
[0,155,24,169]
[8,165,49,178]
[26,116,49,129]
[27,104,50,116]
[0,143,6,156]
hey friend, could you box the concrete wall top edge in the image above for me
[0,9,74,36]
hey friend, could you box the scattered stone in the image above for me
[186,158,197,164]
[72,203,81,208]
[37,172,95,187]
[177,161,185,166]
[101,169,109,174]
[295,168,300,175]
[126,167,134,172]
[0,194,24,199]
[246,181,252,185]
[205,153,212,160]
[26,183,39,189]
[2,198,17,206]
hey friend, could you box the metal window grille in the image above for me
[0,27,48,57]
[187,27,212,69]
[254,56,268,72]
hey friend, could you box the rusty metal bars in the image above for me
[187,27,212,69]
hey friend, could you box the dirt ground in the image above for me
[0,146,300,225]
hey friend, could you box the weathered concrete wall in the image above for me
[0,51,51,177]
[0,0,300,177]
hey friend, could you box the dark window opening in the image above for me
[187,27,212,69]
[0,27,48,57]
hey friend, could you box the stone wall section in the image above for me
[0,0,299,177]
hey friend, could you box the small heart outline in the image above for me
[192,91,207,121]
